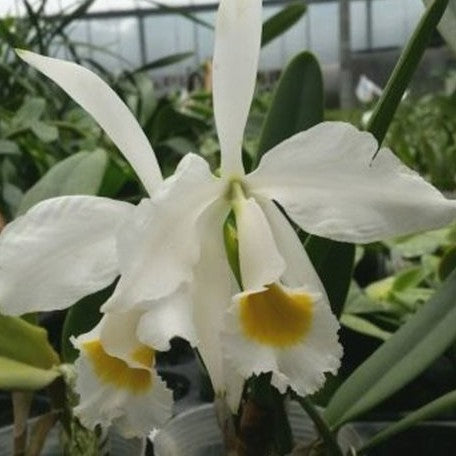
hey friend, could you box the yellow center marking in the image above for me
[83,340,153,394]
[239,284,314,347]
[131,344,154,367]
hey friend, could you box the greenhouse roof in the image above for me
[0,0,219,16]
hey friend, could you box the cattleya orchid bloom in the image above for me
[1,0,456,438]
[0,60,172,435]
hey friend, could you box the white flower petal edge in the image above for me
[234,195,285,291]
[257,198,327,295]
[223,284,342,397]
[100,311,163,369]
[246,121,456,243]
[17,50,162,195]
[0,196,131,315]
[103,154,226,312]
[73,317,173,438]
[137,285,199,352]
[213,0,262,176]
[190,199,240,405]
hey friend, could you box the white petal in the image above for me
[74,342,172,438]
[213,0,262,177]
[258,197,327,296]
[235,197,285,291]
[100,311,154,370]
[247,122,456,243]
[0,196,131,315]
[223,285,342,396]
[136,284,198,352]
[191,200,235,396]
[17,50,162,195]
[103,154,225,312]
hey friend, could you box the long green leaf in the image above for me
[305,236,355,318]
[367,0,450,145]
[126,52,194,76]
[324,269,456,428]
[257,51,323,160]
[17,149,108,215]
[23,0,45,53]
[340,314,392,341]
[46,0,96,44]
[0,357,60,391]
[358,390,456,453]
[261,1,307,48]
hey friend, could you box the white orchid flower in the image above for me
[73,312,172,437]
[1,0,456,426]
[0,52,173,435]
[97,0,456,400]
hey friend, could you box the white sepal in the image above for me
[213,0,262,177]
[0,196,131,315]
[17,50,162,195]
[247,121,456,243]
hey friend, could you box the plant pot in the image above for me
[0,419,144,456]
[152,402,362,456]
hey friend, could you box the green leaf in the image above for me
[0,314,59,369]
[359,390,456,453]
[98,160,128,198]
[30,121,59,143]
[12,97,46,126]
[127,52,193,75]
[305,236,355,318]
[46,0,96,44]
[257,51,323,160]
[61,285,114,362]
[367,0,450,145]
[0,356,60,391]
[17,149,108,215]
[386,226,451,258]
[344,282,389,315]
[261,1,307,48]
[0,140,21,156]
[324,269,456,428]
[439,245,456,280]
[161,136,198,156]
[340,314,392,341]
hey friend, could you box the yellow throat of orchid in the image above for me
[239,284,314,347]
[83,340,154,394]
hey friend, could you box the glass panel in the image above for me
[308,2,339,64]
[144,13,196,76]
[351,0,367,51]
[372,0,407,49]
[86,17,141,72]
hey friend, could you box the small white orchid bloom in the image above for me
[73,312,172,437]
[0,52,173,436]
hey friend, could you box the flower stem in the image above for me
[295,395,344,456]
